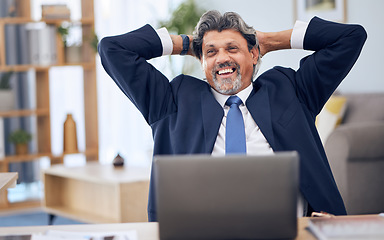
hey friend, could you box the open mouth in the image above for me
[216,67,237,77]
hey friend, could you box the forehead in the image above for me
[203,29,247,48]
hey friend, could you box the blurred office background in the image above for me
[2,0,383,209]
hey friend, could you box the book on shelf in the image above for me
[41,4,71,20]
[0,117,4,159]
[27,24,40,65]
[26,23,58,66]
[6,24,35,65]
[308,214,384,240]
[17,24,30,65]
[4,23,57,66]
[38,25,54,65]
[4,24,18,65]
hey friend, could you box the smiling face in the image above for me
[201,29,259,95]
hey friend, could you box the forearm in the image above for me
[98,25,175,123]
[257,29,292,56]
[292,17,366,115]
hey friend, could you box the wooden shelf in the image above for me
[0,108,49,118]
[3,199,42,210]
[0,62,95,72]
[0,18,94,25]
[43,18,94,25]
[0,0,98,211]
[0,152,53,163]
[0,148,99,164]
[0,17,33,24]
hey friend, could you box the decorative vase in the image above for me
[113,153,125,167]
[65,46,82,63]
[15,143,28,155]
[63,113,78,154]
[0,89,15,111]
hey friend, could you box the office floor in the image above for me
[0,208,85,227]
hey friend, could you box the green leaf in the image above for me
[9,129,32,144]
[159,0,205,34]
[0,71,14,89]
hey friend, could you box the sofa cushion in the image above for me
[343,93,384,124]
[316,95,347,143]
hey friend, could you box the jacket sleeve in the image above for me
[98,24,176,125]
[294,17,367,116]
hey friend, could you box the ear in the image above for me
[250,47,259,65]
[200,55,207,70]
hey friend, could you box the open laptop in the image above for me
[153,152,299,240]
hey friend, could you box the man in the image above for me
[98,10,367,222]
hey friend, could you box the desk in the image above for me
[43,163,150,223]
[0,218,316,240]
[0,173,18,193]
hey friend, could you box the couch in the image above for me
[324,93,384,215]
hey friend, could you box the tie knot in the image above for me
[225,96,242,107]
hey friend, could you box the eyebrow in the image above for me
[204,41,239,48]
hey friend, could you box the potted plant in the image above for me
[9,129,32,155]
[58,23,99,63]
[89,30,99,53]
[0,71,15,111]
[159,0,204,34]
[57,23,82,63]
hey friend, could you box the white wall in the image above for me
[195,0,384,93]
[344,0,384,93]
[94,0,182,165]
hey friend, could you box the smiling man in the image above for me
[202,29,257,94]
[98,10,366,222]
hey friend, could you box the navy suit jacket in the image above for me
[99,17,367,221]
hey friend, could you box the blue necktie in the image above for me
[225,96,246,154]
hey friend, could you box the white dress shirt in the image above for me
[210,84,274,156]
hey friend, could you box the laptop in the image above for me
[153,152,299,240]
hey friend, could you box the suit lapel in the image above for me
[201,90,224,153]
[246,84,276,150]
[199,82,276,153]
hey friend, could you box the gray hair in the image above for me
[192,10,261,79]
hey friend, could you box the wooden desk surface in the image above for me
[0,173,18,192]
[0,218,316,240]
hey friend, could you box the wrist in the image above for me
[170,34,193,56]
[170,35,182,55]
[180,34,190,55]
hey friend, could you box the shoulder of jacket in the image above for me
[172,74,210,88]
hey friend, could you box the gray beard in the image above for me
[212,65,242,95]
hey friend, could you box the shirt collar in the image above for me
[211,83,253,108]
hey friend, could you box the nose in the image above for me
[216,49,231,64]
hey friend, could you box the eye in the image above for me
[228,46,238,52]
[206,49,216,56]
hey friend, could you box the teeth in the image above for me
[218,68,234,75]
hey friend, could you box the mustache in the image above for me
[212,61,240,73]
